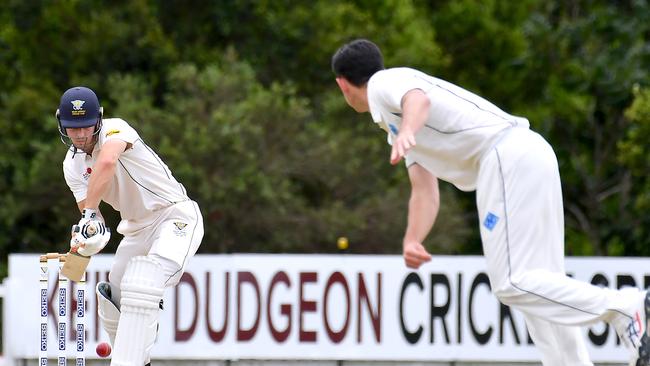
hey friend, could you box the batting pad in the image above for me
[111,256,165,366]
[96,282,120,346]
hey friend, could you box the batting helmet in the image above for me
[56,86,103,131]
[56,86,103,149]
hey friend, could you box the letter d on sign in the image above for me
[237,271,261,341]
[175,272,199,341]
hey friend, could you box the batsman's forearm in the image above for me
[403,190,439,244]
[84,159,117,209]
[84,140,126,210]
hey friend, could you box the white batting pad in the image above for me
[96,282,120,346]
[111,256,165,366]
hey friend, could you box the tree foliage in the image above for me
[1,0,649,279]
[516,1,650,255]
[618,86,650,254]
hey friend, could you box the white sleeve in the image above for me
[63,162,87,203]
[368,69,434,114]
[99,118,139,146]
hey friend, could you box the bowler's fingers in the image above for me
[408,134,416,149]
[390,139,408,165]
[404,246,432,269]
[404,254,430,269]
[390,134,417,165]
[390,145,402,165]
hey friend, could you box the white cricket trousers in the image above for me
[109,199,204,305]
[476,127,643,366]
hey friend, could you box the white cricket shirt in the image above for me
[367,67,530,191]
[63,118,189,220]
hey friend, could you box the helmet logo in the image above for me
[70,100,87,116]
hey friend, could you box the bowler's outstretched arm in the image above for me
[402,163,438,269]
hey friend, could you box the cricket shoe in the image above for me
[631,291,650,366]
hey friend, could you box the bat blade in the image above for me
[61,251,90,282]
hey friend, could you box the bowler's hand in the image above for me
[403,240,432,269]
[390,129,416,165]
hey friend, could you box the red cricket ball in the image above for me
[96,342,112,357]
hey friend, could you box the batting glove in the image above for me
[70,208,111,256]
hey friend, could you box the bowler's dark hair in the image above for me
[331,39,384,87]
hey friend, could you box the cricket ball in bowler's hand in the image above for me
[96,342,111,357]
[337,236,349,250]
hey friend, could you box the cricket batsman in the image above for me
[57,86,204,366]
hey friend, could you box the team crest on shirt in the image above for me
[105,129,121,137]
[173,221,188,237]
[82,167,92,181]
[483,212,499,231]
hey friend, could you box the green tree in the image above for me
[2,0,649,271]
[518,1,650,255]
[618,86,650,255]
[106,59,473,254]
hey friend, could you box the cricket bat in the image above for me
[61,251,90,282]
[61,222,97,282]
